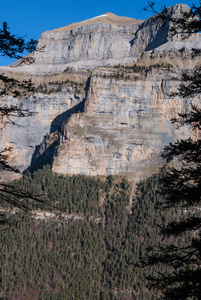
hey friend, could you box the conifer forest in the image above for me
[0,166,192,299]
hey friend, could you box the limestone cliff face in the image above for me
[34,21,140,67]
[131,3,197,54]
[0,91,84,173]
[12,4,200,72]
[52,68,199,180]
[0,4,200,180]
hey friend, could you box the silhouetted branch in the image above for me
[0,22,37,59]
[142,2,201,38]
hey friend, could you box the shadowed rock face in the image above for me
[0,91,85,173]
[0,4,201,181]
[131,3,193,53]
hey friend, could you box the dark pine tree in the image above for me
[0,22,44,225]
[142,2,201,299]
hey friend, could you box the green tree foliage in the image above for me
[0,166,193,299]
[141,2,201,299]
[0,19,38,121]
[0,22,36,59]
[144,107,201,299]
[0,22,43,224]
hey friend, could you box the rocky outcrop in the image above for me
[0,90,85,174]
[0,4,201,181]
[130,3,197,53]
[11,4,200,72]
[33,14,141,68]
[51,67,200,180]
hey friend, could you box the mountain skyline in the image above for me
[0,0,196,66]
[0,3,199,181]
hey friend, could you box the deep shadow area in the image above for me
[50,74,91,134]
[26,75,92,174]
[129,22,169,51]
[26,98,86,174]
[25,140,58,173]
[50,98,85,133]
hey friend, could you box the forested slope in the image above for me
[0,166,190,299]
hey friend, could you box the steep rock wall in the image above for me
[12,4,199,72]
[0,91,84,173]
[0,4,201,181]
[131,3,196,53]
[52,68,199,180]
[34,23,140,66]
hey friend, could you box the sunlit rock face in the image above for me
[14,4,200,71]
[32,13,143,70]
[51,68,199,180]
[0,4,201,181]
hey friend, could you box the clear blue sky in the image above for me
[0,0,197,66]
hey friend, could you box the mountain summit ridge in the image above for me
[8,3,200,72]
[51,12,143,33]
[0,4,201,181]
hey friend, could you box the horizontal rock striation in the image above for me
[0,91,85,173]
[0,4,201,181]
[52,67,200,180]
[130,3,196,54]
[33,19,141,69]
[12,4,200,72]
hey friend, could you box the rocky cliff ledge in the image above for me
[0,4,200,181]
[51,65,200,180]
[10,3,201,72]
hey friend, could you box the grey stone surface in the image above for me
[0,92,84,172]
[52,68,200,180]
[0,4,200,181]
[10,4,200,72]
